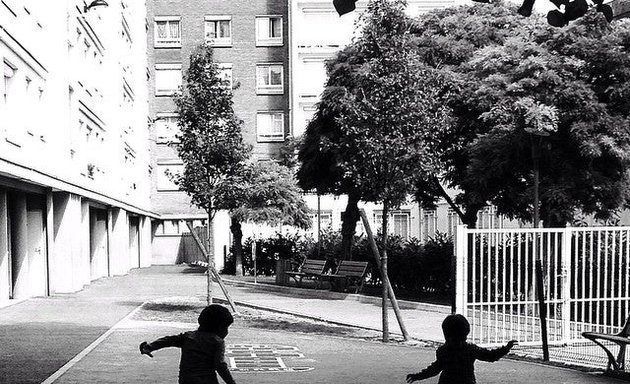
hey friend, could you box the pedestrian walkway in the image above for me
[217,276,448,342]
[0,265,623,384]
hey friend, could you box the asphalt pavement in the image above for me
[0,265,625,384]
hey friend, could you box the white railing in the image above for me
[456,225,630,347]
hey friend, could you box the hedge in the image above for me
[223,229,453,296]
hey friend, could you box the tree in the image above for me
[333,0,625,27]
[451,12,630,226]
[216,161,311,276]
[172,45,250,299]
[412,4,630,227]
[297,70,363,261]
[409,1,542,227]
[314,0,449,341]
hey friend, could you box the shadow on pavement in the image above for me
[0,322,107,384]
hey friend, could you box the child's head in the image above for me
[442,314,470,343]
[198,304,234,337]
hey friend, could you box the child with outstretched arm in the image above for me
[140,304,237,384]
[407,314,517,384]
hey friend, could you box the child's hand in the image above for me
[506,340,518,350]
[406,373,420,383]
[139,342,153,357]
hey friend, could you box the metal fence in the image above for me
[454,225,630,368]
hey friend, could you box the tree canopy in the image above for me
[172,44,250,219]
[413,4,630,226]
[219,161,311,229]
[298,0,450,259]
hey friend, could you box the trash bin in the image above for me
[275,259,291,286]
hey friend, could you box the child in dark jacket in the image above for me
[407,314,517,384]
[140,304,237,384]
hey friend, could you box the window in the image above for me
[447,209,462,237]
[477,206,502,229]
[154,17,181,47]
[157,162,183,191]
[205,16,231,46]
[422,209,437,242]
[256,64,283,94]
[299,56,328,97]
[256,16,282,46]
[155,63,181,96]
[155,113,179,143]
[310,211,333,230]
[217,63,233,89]
[256,112,284,142]
[373,210,410,239]
[392,212,410,240]
[300,104,317,135]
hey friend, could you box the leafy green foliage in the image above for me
[226,229,453,297]
[298,0,450,261]
[223,233,313,276]
[331,0,449,209]
[413,3,630,226]
[218,161,311,229]
[172,45,250,218]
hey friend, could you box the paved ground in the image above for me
[52,320,623,384]
[0,265,625,383]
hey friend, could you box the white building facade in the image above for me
[0,0,154,305]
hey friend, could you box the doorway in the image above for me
[89,207,108,280]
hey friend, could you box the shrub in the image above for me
[223,232,312,276]
[223,229,454,297]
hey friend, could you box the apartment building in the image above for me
[147,0,290,267]
[0,0,153,304]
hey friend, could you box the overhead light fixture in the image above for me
[84,0,108,13]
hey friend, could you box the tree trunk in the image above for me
[381,201,390,342]
[230,216,243,276]
[532,140,540,229]
[206,211,214,305]
[341,190,361,261]
[461,201,483,229]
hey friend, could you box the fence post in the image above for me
[455,224,468,315]
[561,225,572,344]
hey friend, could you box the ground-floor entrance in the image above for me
[3,191,48,300]
[89,207,109,281]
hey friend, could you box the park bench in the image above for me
[326,260,369,293]
[285,259,328,288]
[582,314,630,372]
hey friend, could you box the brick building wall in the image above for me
[147,0,290,266]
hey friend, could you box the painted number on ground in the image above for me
[226,344,313,372]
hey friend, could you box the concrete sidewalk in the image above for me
[0,265,622,384]
[217,276,448,341]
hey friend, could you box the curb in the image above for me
[215,297,389,334]
[220,278,451,314]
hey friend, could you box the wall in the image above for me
[0,0,155,304]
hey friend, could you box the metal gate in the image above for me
[455,225,630,347]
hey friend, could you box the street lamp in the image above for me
[84,0,108,13]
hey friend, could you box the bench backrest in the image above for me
[300,259,327,274]
[335,261,369,277]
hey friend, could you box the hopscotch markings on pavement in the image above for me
[226,344,313,372]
